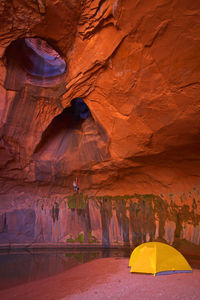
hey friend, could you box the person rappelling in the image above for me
[73,177,79,192]
[71,98,89,194]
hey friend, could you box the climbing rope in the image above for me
[72,126,84,209]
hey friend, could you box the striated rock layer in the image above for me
[0,0,200,252]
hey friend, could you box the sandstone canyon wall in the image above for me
[0,0,200,252]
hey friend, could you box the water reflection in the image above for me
[0,248,131,291]
[0,248,199,291]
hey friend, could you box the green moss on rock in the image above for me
[66,235,75,243]
[76,233,84,243]
[66,233,84,243]
[68,193,88,209]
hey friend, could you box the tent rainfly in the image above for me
[129,242,192,276]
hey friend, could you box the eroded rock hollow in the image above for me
[0,0,200,252]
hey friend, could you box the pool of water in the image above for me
[0,248,199,291]
[0,248,131,291]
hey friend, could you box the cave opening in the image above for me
[4,37,66,89]
[34,97,90,155]
[22,37,66,78]
[33,96,110,172]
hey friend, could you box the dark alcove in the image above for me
[33,98,110,172]
[34,97,90,154]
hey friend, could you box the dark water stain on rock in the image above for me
[115,199,129,244]
[52,202,59,223]
[95,197,113,247]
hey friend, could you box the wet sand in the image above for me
[0,257,200,300]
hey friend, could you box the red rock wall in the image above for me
[0,0,200,250]
[0,191,200,254]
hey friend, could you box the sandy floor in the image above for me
[0,257,200,300]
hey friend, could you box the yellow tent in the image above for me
[129,242,192,276]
